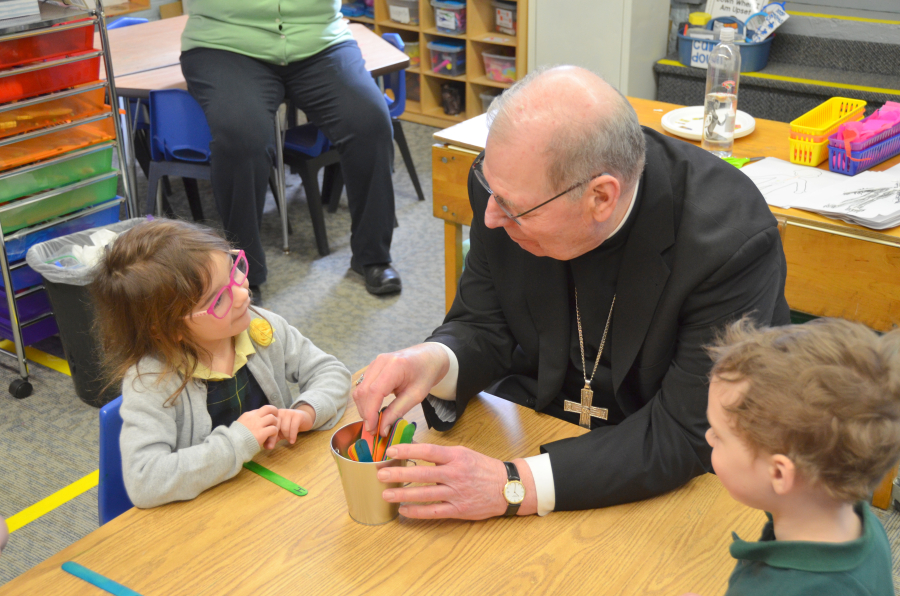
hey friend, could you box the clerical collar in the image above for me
[606,179,640,241]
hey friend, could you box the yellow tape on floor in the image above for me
[7,470,99,533]
[787,11,900,26]
[0,340,70,376]
[656,59,900,97]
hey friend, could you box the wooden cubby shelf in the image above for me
[348,0,526,128]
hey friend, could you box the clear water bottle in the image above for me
[701,27,741,157]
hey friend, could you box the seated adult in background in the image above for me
[353,66,790,519]
[180,0,402,297]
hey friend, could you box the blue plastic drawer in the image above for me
[0,260,42,292]
[4,198,121,262]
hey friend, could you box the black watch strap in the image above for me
[503,461,522,517]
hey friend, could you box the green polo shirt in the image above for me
[725,502,893,596]
[181,0,353,66]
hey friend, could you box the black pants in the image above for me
[181,40,395,285]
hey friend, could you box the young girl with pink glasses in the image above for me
[92,219,350,508]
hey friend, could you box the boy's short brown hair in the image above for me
[709,318,900,502]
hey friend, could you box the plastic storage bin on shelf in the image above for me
[492,0,517,35]
[482,50,516,83]
[428,40,465,76]
[0,53,100,103]
[0,20,93,69]
[404,40,420,68]
[0,144,113,204]
[431,0,466,35]
[0,171,118,234]
[0,112,114,172]
[480,89,501,112]
[0,85,107,140]
[676,17,773,73]
[789,97,866,166]
[386,0,419,25]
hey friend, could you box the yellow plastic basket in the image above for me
[789,97,866,165]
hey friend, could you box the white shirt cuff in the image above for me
[427,342,458,400]
[524,453,556,516]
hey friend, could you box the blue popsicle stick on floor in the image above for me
[62,562,144,596]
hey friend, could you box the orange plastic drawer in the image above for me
[0,22,94,70]
[0,86,107,140]
[0,115,114,172]
[0,53,100,104]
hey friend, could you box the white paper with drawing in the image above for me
[741,157,900,229]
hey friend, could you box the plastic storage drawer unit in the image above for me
[0,85,107,140]
[386,0,419,25]
[0,21,94,69]
[482,50,516,83]
[0,53,100,104]
[431,0,466,35]
[0,112,114,172]
[0,144,113,205]
[0,171,118,234]
[492,0,517,35]
[428,40,465,76]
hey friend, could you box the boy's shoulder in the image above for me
[726,503,893,596]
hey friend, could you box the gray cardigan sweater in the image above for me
[119,308,350,508]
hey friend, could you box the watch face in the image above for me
[504,481,525,505]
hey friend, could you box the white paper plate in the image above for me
[660,105,756,141]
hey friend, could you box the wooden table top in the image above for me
[435,97,900,244]
[0,392,762,596]
[98,17,410,90]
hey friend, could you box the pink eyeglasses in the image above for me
[190,250,249,319]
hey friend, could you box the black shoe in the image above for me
[351,260,402,296]
[249,285,263,306]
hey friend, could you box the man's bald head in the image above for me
[487,66,645,195]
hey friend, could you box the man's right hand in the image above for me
[353,343,451,436]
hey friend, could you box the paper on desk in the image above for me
[741,157,900,229]
[433,113,488,153]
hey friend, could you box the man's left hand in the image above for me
[377,443,536,520]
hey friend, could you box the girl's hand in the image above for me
[264,405,316,449]
[238,405,279,448]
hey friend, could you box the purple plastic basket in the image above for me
[828,130,900,176]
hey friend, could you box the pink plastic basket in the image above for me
[828,130,900,176]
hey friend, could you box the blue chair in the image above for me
[99,396,133,525]
[380,33,425,204]
[147,89,292,254]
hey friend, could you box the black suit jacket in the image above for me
[424,128,790,510]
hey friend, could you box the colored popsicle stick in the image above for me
[380,419,405,461]
[354,438,374,462]
[348,443,359,462]
[361,426,375,453]
[399,421,416,444]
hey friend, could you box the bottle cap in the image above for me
[719,27,735,42]
[688,11,711,26]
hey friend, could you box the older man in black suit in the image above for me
[353,66,789,519]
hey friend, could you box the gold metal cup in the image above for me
[330,420,409,525]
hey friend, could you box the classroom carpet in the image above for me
[0,122,899,594]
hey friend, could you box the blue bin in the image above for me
[676,17,774,73]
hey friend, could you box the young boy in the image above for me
[698,317,898,596]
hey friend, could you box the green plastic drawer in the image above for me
[0,145,113,205]
[0,173,118,234]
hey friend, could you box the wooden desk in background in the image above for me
[1,392,762,596]
[98,17,410,96]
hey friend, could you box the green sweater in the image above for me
[181,0,353,66]
[725,503,893,596]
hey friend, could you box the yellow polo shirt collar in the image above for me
[190,330,256,380]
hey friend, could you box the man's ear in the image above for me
[769,454,796,495]
[588,175,621,224]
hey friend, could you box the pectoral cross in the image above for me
[564,384,608,429]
